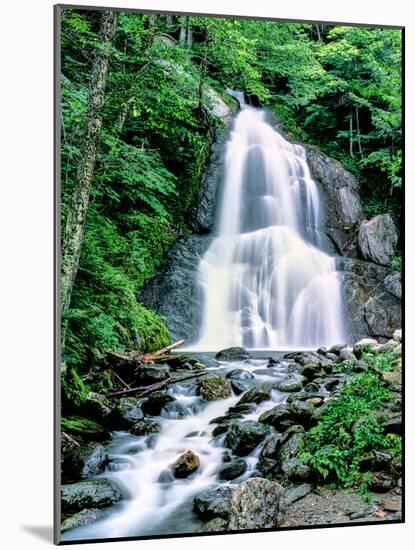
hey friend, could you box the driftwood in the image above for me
[62,431,80,447]
[106,370,206,398]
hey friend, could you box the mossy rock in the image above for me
[61,416,109,441]
[198,376,232,401]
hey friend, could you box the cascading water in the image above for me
[192,102,345,351]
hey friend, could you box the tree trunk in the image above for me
[61,11,117,314]
[349,109,354,157]
[355,106,363,156]
[187,21,193,49]
[179,17,187,45]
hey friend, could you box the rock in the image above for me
[381,415,402,435]
[137,364,170,385]
[259,404,293,431]
[284,483,313,505]
[64,442,108,480]
[218,458,248,480]
[325,352,339,362]
[364,296,401,340]
[141,392,176,416]
[306,146,363,256]
[383,500,401,513]
[157,468,175,484]
[257,457,278,475]
[61,479,122,513]
[339,347,356,362]
[198,375,232,401]
[393,329,402,342]
[230,380,252,395]
[61,416,109,441]
[353,338,378,358]
[108,397,144,428]
[199,517,228,533]
[139,234,213,342]
[277,426,306,465]
[274,374,306,392]
[299,361,325,381]
[163,400,195,419]
[235,384,271,406]
[259,433,282,460]
[193,486,233,520]
[384,272,402,300]
[281,458,311,481]
[130,420,161,436]
[358,214,398,266]
[170,450,200,478]
[83,392,112,422]
[215,347,251,361]
[61,508,102,532]
[289,400,315,425]
[226,421,270,456]
[304,382,320,393]
[227,477,285,530]
[369,472,394,493]
[328,344,347,355]
[226,369,254,380]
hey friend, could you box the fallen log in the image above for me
[152,340,185,357]
[106,370,206,398]
[109,368,132,390]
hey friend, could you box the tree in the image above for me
[61,11,117,315]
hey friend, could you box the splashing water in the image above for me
[192,106,345,351]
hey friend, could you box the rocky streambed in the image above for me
[60,336,402,541]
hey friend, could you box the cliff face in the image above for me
[140,112,401,346]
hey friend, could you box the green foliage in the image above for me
[390,254,402,273]
[62,368,89,407]
[301,372,399,491]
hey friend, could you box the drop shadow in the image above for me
[21,525,54,543]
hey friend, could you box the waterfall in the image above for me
[192,105,345,351]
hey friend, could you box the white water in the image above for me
[191,105,345,351]
[61,357,291,541]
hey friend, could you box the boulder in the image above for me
[289,400,315,426]
[137,364,170,385]
[169,450,200,478]
[339,347,356,362]
[358,214,398,266]
[393,329,402,342]
[274,374,306,393]
[218,458,248,480]
[61,508,102,532]
[230,380,252,395]
[384,272,402,300]
[108,397,144,429]
[61,479,122,513]
[215,347,251,361]
[226,421,270,456]
[226,369,254,380]
[227,477,285,530]
[199,517,228,532]
[198,375,232,401]
[235,385,271,406]
[277,425,306,465]
[61,416,109,441]
[130,420,161,436]
[281,458,311,481]
[64,442,108,480]
[353,338,378,358]
[259,404,293,431]
[193,486,233,520]
[83,392,112,422]
[284,483,313,505]
[141,392,176,416]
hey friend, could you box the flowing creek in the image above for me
[62,353,295,541]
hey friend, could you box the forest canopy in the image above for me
[60,9,402,375]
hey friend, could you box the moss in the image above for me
[61,415,108,440]
[62,368,89,407]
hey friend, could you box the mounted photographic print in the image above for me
[55,3,404,544]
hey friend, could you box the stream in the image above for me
[62,353,292,541]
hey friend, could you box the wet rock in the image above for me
[339,347,356,362]
[230,380,252,395]
[64,442,108,480]
[228,477,285,530]
[274,374,306,393]
[170,450,200,478]
[61,508,103,532]
[299,362,325,381]
[304,382,320,393]
[137,364,170,385]
[139,234,213,342]
[222,451,232,463]
[226,420,270,456]
[199,517,228,532]
[226,369,254,380]
[384,272,402,300]
[215,347,251,361]
[260,433,282,460]
[193,486,233,520]
[108,397,144,429]
[157,468,175,484]
[61,479,122,513]
[284,483,313,505]
[382,415,402,435]
[235,384,272,406]
[358,214,398,266]
[364,296,401,340]
[277,425,306,465]
[369,472,394,493]
[130,420,161,436]
[212,420,235,437]
[328,344,347,355]
[227,403,256,415]
[353,338,378,358]
[259,404,293,431]
[289,400,315,426]
[218,458,248,480]
[141,392,176,416]
[257,457,278,476]
[325,352,339,362]
[162,400,194,419]
[281,458,311,481]
[198,375,232,400]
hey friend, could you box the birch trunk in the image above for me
[61,11,117,314]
